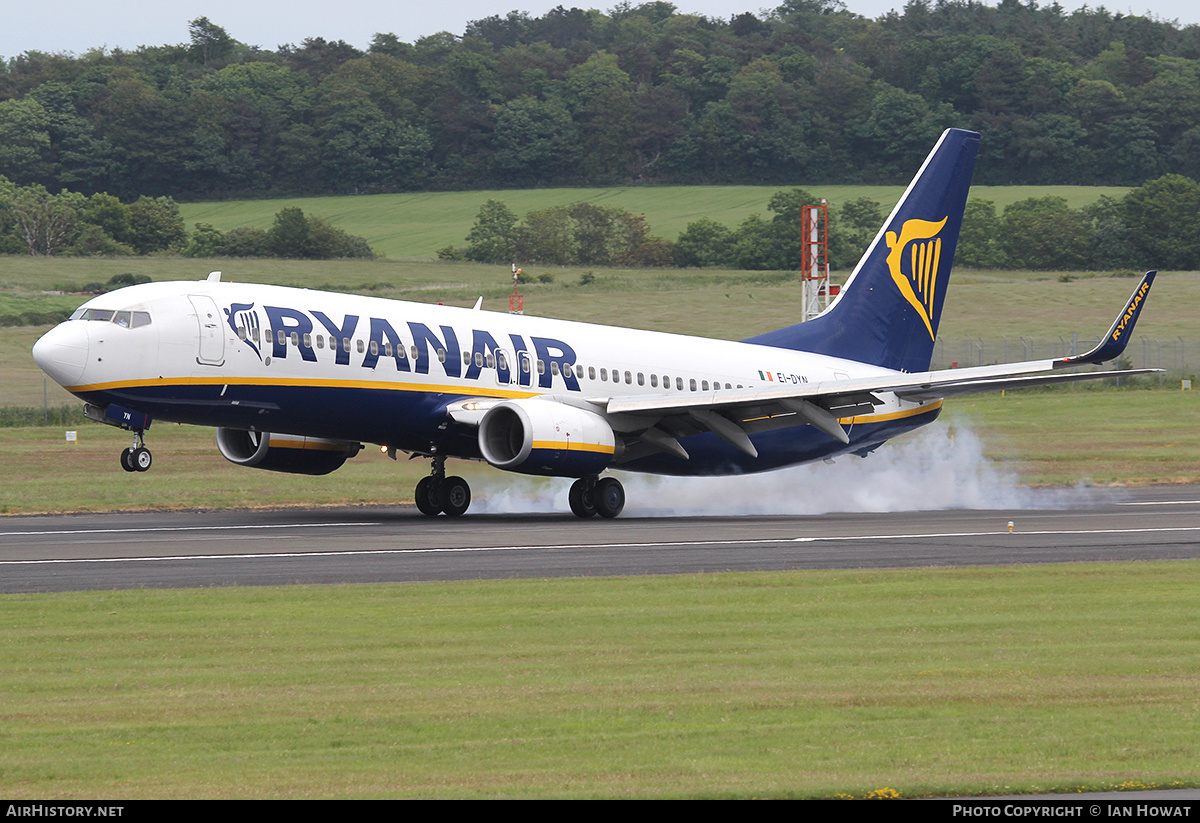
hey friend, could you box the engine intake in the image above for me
[216,428,360,475]
[478,399,617,476]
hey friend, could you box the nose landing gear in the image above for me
[82,404,155,474]
[119,430,152,473]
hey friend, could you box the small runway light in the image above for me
[1008,521,1014,534]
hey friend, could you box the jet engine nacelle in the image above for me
[216,428,361,475]
[478,398,617,476]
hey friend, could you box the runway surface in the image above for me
[3,485,1199,593]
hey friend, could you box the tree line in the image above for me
[0,175,373,259]
[456,172,1200,271]
[2,2,1200,201]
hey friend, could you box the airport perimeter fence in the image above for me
[931,335,1197,385]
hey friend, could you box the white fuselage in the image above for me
[34,280,940,476]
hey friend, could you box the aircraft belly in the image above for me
[73,381,466,451]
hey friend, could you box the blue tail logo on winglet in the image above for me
[886,216,949,341]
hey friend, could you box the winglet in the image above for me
[1055,271,1156,367]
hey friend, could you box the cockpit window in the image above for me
[73,308,152,327]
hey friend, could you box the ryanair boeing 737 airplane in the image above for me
[32,129,1157,518]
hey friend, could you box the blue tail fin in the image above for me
[744,128,980,373]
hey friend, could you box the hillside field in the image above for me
[178,185,1131,260]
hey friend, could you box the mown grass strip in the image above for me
[2,563,1198,798]
[0,384,1196,515]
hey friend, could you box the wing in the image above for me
[450,272,1157,462]
[599,271,1159,458]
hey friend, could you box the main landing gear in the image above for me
[569,476,625,519]
[414,456,471,517]
[119,430,152,473]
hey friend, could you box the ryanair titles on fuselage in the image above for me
[225,301,582,392]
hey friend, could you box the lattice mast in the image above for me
[801,201,830,322]
[509,264,524,314]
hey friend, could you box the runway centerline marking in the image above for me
[1119,500,1200,506]
[3,525,1199,567]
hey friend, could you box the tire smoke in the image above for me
[470,423,1081,517]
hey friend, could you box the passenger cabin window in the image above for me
[650,375,658,388]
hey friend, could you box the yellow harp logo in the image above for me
[885,216,948,341]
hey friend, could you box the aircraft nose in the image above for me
[32,322,90,387]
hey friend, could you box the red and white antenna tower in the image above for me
[509,264,524,314]
[801,201,831,322]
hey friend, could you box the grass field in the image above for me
[4,257,1194,340]
[0,387,1195,516]
[3,563,1198,798]
[178,185,1131,260]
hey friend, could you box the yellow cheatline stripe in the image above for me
[62,375,940,430]
[839,399,942,425]
[531,440,615,455]
[65,375,540,400]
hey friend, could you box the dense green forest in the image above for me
[3,0,1200,201]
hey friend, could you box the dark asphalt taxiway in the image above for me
[2,485,1199,593]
